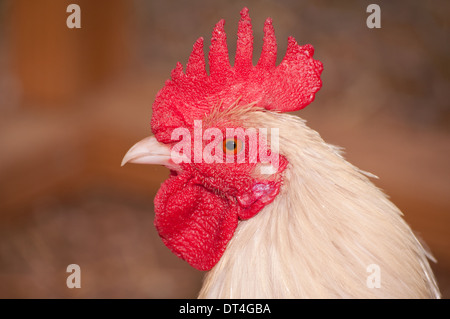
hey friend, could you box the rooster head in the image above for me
[122,7,323,270]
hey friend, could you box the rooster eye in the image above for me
[223,138,243,155]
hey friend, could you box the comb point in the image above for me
[235,7,253,72]
[257,17,277,69]
[186,37,207,78]
[171,62,185,82]
[209,19,231,77]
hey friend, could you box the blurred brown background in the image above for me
[0,0,449,298]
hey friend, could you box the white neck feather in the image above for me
[198,112,440,298]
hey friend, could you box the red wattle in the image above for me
[154,173,239,271]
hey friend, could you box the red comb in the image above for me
[151,7,323,143]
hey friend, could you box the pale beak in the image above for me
[121,136,184,171]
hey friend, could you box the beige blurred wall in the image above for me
[7,0,131,106]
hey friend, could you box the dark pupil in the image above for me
[226,140,237,150]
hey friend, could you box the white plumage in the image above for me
[199,109,440,298]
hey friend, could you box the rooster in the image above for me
[122,8,440,298]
